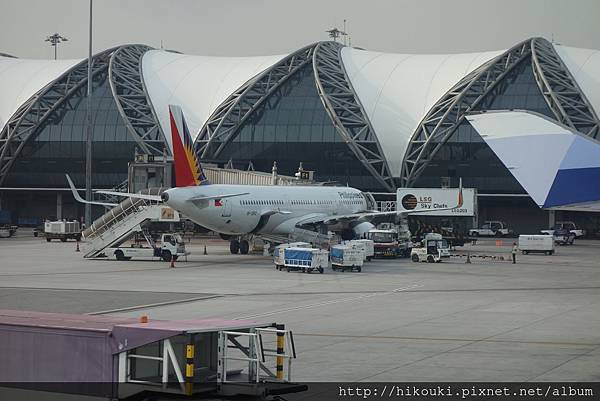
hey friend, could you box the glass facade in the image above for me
[207,65,382,190]
[4,74,136,188]
[414,58,554,193]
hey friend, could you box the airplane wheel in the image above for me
[239,240,249,255]
[230,240,240,254]
[411,254,419,262]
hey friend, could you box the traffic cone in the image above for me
[203,245,207,255]
[75,240,80,252]
[170,254,175,268]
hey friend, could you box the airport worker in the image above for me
[511,242,518,264]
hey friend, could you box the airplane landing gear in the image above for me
[230,240,240,254]
[239,239,250,255]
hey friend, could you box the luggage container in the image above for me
[44,220,81,242]
[330,245,364,272]
[283,247,328,273]
[346,239,374,261]
[273,242,310,270]
[519,234,555,255]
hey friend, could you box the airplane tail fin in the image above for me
[457,178,464,209]
[168,105,209,187]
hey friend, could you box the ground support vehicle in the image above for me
[0,225,17,238]
[330,245,364,272]
[411,233,450,263]
[274,242,310,270]
[112,232,189,261]
[519,235,555,255]
[343,239,374,261]
[541,221,585,238]
[469,221,513,237]
[367,229,410,258]
[551,228,575,245]
[282,247,328,273]
[44,220,81,242]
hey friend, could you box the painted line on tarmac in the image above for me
[292,332,600,347]
[233,283,423,320]
[87,295,223,315]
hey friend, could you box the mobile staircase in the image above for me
[82,188,179,258]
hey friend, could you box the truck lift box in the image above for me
[283,247,328,273]
[0,309,304,399]
[330,245,364,272]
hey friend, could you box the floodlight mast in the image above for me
[45,33,68,60]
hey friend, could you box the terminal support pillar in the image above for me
[56,192,63,220]
[548,210,556,228]
[276,324,285,380]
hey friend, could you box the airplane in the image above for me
[70,105,463,255]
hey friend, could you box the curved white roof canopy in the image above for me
[553,44,600,119]
[0,56,81,132]
[341,47,504,176]
[142,50,285,149]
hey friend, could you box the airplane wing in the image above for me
[297,179,463,227]
[66,174,118,207]
[95,190,162,202]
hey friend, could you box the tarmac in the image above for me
[1,230,599,382]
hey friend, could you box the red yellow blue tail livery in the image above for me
[168,105,208,187]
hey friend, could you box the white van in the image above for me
[518,235,555,255]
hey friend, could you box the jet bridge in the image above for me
[0,310,304,399]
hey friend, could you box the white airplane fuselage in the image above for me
[162,184,369,236]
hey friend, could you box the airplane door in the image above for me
[221,199,232,217]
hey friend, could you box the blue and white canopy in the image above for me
[467,111,600,211]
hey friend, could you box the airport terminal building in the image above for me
[1,38,599,233]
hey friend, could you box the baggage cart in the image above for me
[273,242,310,270]
[330,245,364,272]
[283,247,328,274]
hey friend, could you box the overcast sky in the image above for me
[1,0,599,59]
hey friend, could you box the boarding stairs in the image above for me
[82,188,174,258]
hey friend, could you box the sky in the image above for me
[1,0,599,59]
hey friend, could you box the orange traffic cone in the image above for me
[170,254,175,268]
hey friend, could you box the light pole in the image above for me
[45,33,68,60]
[84,0,93,226]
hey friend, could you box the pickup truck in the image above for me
[541,221,585,238]
[468,221,513,237]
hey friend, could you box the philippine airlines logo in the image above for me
[401,194,418,210]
